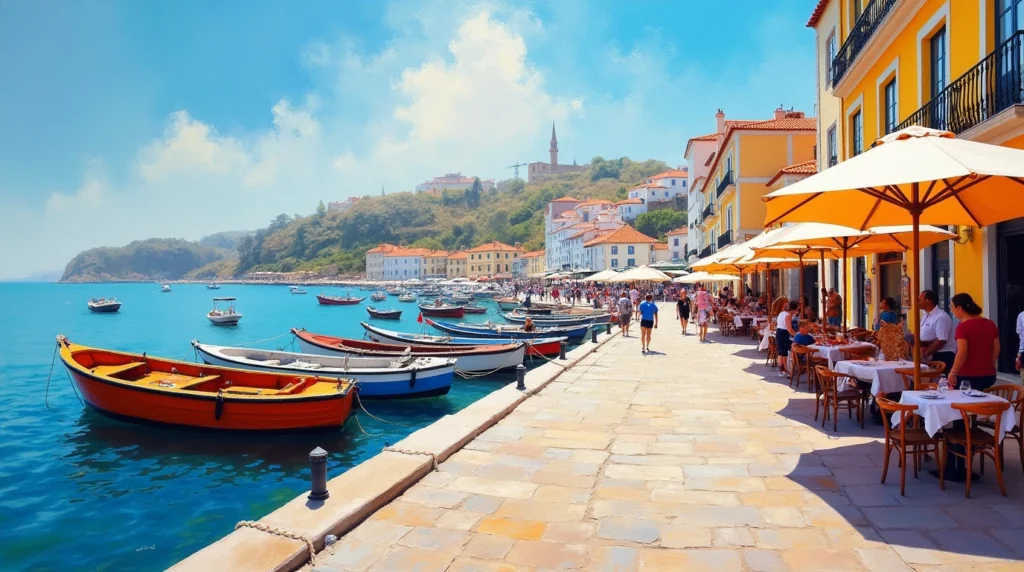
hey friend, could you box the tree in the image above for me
[635,209,687,239]
[466,178,483,208]
[591,160,620,181]
[506,178,525,195]
[316,200,327,217]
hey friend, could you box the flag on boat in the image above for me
[416,312,423,324]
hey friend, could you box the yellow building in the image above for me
[520,250,546,277]
[423,250,449,279]
[697,109,817,257]
[812,0,1024,375]
[466,241,525,278]
[446,251,468,279]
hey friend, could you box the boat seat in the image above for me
[176,375,221,391]
[223,386,263,395]
[92,362,146,378]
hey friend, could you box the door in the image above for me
[802,264,820,319]
[997,218,1024,373]
[880,261,902,320]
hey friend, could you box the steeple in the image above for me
[549,121,558,166]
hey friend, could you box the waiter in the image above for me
[918,290,956,373]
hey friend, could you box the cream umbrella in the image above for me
[607,265,672,283]
[673,271,738,284]
[583,268,620,282]
[763,126,1024,387]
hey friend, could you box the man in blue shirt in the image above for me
[638,294,659,353]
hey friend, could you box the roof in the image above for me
[702,113,816,194]
[425,250,449,257]
[687,132,718,143]
[650,169,688,180]
[556,210,580,219]
[615,198,644,205]
[521,250,545,258]
[384,247,433,257]
[447,251,468,260]
[632,182,668,190]
[666,226,689,236]
[551,196,581,203]
[766,159,818,186]
[365,243,399,254]
[653,243,669,250]
[806,0,832,27]
[577,198,614,207]
[584,225,658,247]
[467,241,524,253]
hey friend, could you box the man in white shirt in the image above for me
[918,290,956,373]
[1016,309,1024,384]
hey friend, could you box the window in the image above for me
[487,253,491,259]
[627,245,635,255]
[726,156,732,174]
[627,258,636,267]
[826,33,837,84]
[996,0,1024,46]
[930,26,947,99]
[884,78,897,134]
[853,0,863,20]
[827,125,837,166]
[851,110,863,156]
[726,205,733,231]
[611,245,618,255]
[671,179,676,186]
[611,259,619,268]
[673,238,679,246]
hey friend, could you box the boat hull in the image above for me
[428,319,588,342]
[208,314,242,326]
[317,295,365,306]
[502,312,609,327]
[88,303,121,313]
[366,307,402,320]
[418,305,465,318]
[359,323,563,358]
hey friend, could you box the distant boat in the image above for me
[496,297,521,311]
[316,293,365,306]
[398,293,417,303]
[207,297,242,326]
[418,303,465,318]
[87,298,121,313]
[462,304,488,315]
[206,283,221,290]
[386,288,404,296]
[370,291,388,302]
[161,284,171,293]
[366,306,402,320]
[289,285,307,295]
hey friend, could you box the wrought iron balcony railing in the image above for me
[702,202,715,221]
[828,155,838,167]
[717,230,733,249]
[831,0,899,87]
[897,31,1024,136]
[716,171,734,198]
[699,245,713,259]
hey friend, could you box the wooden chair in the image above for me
[841,346,875,361]
[925,361,947,374]
[896,368,945,391]
[944,401,1012,498]
[810,356,831,420]
[849,330,871,341]
[790,345,815,390]
[719,312,736,336]
[816,366,865,431]
[738,317,753,337]
[765,335,778,369]
[875,393,945,496]
[982,385,1024,473]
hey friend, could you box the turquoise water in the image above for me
[0,283,512,571]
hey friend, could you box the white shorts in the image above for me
[698,309,709,325]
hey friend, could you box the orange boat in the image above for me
[56,335,355,431]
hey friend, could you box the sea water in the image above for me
[0,283,514,571]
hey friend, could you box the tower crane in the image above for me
[506,162,528,180]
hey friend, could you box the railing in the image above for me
[718,230,733,249]
[716,171,733,197]
[702,202,715,220]
[828,155,838,167]
[699,245,713,259]
[831,0,899,87]
[897,31,1024,136]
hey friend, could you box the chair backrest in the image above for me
[875,392,918,440]
[985,384,1022,404]
[849,330,871,341]
[951,400,1011,431]
[841,346,874,360]
[895,368,943,391]
[815,365,847,397]
[925,360,947,374]
[876,321,909,360]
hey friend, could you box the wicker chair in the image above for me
[841,346,875,361]
[765,335,778,369]
[719,312,736,336]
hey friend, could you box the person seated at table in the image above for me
[794,320,816,347]
[947,292,1000,392]
[874,296,899,331]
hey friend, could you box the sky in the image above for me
[0,0,817,279]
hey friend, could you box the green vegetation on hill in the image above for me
[61,238,231,282]
[235,157,676,276]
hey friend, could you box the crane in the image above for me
[507,162,528,180]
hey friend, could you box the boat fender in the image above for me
[215,392,224,421]
[409,368,417,389]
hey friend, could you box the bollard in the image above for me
[308,446,330,501]
[606,322,611,334]
[591,328,598,343]
[516,364,526,390]
[559,341,567,360]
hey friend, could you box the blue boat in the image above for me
[501,311,610,327]
[427,319,590,343]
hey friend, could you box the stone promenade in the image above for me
[314,313,1024,571]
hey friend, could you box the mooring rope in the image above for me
[45,344,58,408]
[382,446,439,471]
[231,332,294,348]
[354,392,413,427]
[235,521,317,565]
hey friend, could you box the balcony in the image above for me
[831,0,899,88]
[702,202,716,221]
[828,155,838,167]
[717,230,733,249]
[716,171,734,198]
[699,245,713,259]
[897,31,1024,137]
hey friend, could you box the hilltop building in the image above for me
[527,123,588,183]
[544,196,625,271]
[415,173,495,194]
[327,197,360,214]
[666,226,689,261]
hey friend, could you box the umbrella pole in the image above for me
[842,247,849,334]
[819,249,826,326]
[798,255,805,320]
[911,186,922,391]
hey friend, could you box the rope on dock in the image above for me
[235,521,317,565]
[382,446,439,471]
[354,392,413,427]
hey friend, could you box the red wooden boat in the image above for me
[56,335,355,431]
[418,303,465,318]
[317,294,366,306]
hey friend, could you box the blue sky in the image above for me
[0,0,816,278]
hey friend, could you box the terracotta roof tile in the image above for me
[666,226,689,236]
[807,0,832,27]
[577,198,614,207]
[365,243,399,254]
[650,169,688,180]
[653,243,669,250]
[467,241,524,253]
[584,225,658,247]
[615,198,644,205]
[447,251,468,260]
[384,247,434,257]
[688,132,718,143]
[425,250,449,257]
[521,250,545,258]
[551,196,581,203]
[766,159,818,186]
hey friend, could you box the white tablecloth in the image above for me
[834,360,921,395]
[896,391,1016,441]
[734,315,768,328]
[758,329,774,351]
[808,342,879,369]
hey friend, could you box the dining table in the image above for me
[808,342,879,369]
[733,314,768,328]
[895,390,1016,441]
[834,359,926,395]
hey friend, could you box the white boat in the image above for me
[370,291,388,302]
[161,284,171,293]
[207,297,242,326]
[87,298,121,313]
[206,283,221,290]
[289,285,307,295]
[398,293,417,303]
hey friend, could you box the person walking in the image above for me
[947,293,1000,392]
[775,298,795,378]
[919,290,956,373]
[676,290,691,335]
[617,290,633,337]
[639,294,659,353]
[695,284,712,342]
[629,285,640,317]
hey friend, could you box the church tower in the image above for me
[549,122,558,166]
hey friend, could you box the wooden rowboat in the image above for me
[358,322,565,358]
[418,303,465,318]
[57,335,355,431]
[316,294,366,306]
[366,306,402,320]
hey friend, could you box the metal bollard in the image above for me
[559,341,567,360]
[606,322,611,334]
[516,364,526,390]
[308,446,330,501]
[591,328,598,343]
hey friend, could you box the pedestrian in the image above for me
[629,284,640,316]
[617,290,633,337]
[826,288,842,328]
[947,293,1000,392]
[776,299,797,378]
[918,289,956,373]
[552,286,560,305]
[695,284,712,342]
[676,289,691,335]
[639,294,659,353]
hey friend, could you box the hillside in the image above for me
[235,156,676,276]
[60,238,231,282]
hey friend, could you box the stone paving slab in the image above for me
[313,306,1024,571]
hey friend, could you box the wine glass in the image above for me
[960,379,971,395]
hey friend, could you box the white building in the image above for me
[666,226,689,261]
[583,226,659,271]
[364,243,398,279]
[684,130,718,258]
[545,199,624,272]
[615,198,646,221]
[327,197,360,214]
[382,247,433,280]
[415,173,495,193]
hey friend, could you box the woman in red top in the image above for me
[948,293,1000,391]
